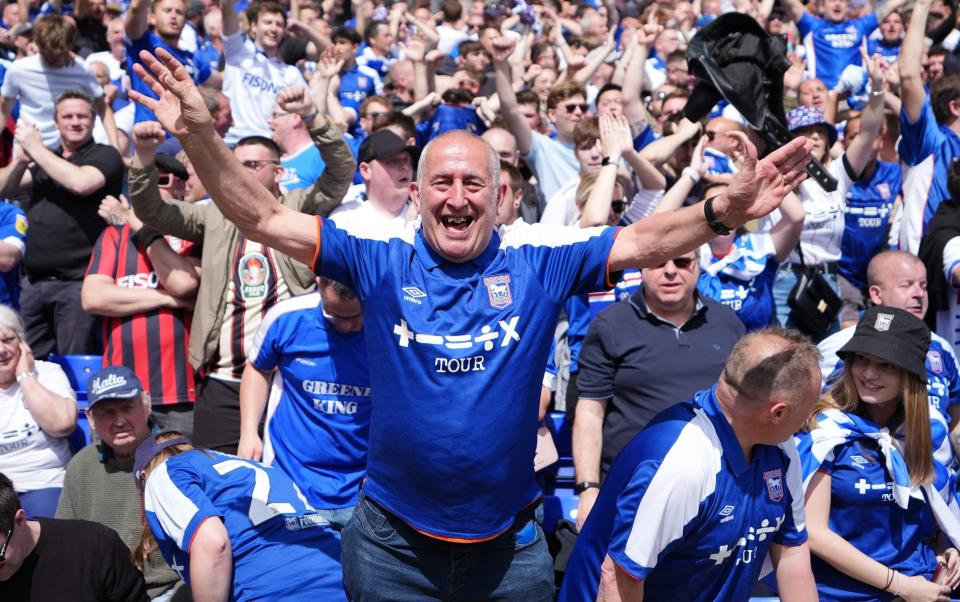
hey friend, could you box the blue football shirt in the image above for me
[144,450,345,601]
[898,98,960,252]
[127,31,211,124]
[838,161,900,290]
[0,203,26,310]
[798,12,879,89]
[560,387,806,602]
[699,233,779,331]
[249,291,371,509]
[810,437,937,601]
[279,143,326,193]
[316,218,618,539]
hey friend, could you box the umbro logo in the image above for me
[402,287,426,305]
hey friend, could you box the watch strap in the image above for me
[703,195,732,235]
[574,481,601,494]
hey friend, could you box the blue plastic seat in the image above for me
[47,354,102,402]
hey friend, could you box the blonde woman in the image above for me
[798,306,960,601]
[133,431,347,601]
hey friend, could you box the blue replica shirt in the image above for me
[866,38,901,64]
[0,203,26,310]
[838,161,900,290]
[279,143,326,193]
[898,98,960,253]
[812,438,937,601]
[699,233,779,331]
[127,31,211,124]
[819,326,960,418]
[632,125,658,152]
[195,40,223,78]
[356,46,397,80]
[143,450,345,601]
[316,218,618,539]
[586,268,642,318]
[417,104,486,146]
[559,387,806,602]
[704,147,735,176]
[249,291,371,509]
[797,12,879,89]
[338,64,380,120]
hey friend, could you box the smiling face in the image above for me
[251,9,286,54]
[88,396,152,459]
[55,97,95,150]
[850,352,903,406]
[0,330,19,386]
[411,133,507,264]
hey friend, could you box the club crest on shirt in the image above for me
[357,76,369,88]
[239,252,270,301]
[929,350,943,374]
[763,469,783,502]
[483,274,513,309]
[877,182,891,200]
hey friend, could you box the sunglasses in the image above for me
[611,199,629,213]
[361,111,385,120]
[241,160,279,171]
[157,174,173,187]
[0,524,12,563]
[656,257,696,269]
[562,103,589,114]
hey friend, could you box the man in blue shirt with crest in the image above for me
[560,329,820,602]
[129,45,818,601]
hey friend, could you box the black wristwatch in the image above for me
[703,195,732,235]
[574,481,601,494]
[601,156,614,167]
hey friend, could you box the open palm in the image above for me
[129,48,212,138]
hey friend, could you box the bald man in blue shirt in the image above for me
[129,47,817,601]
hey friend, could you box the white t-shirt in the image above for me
[540,178,580,226]
[0,55,103,148]
[330,197,417,239]
[437,24,470,55]
[222,30,308,145]
[788,155,854,265]
[937,237,960,352]
[0,361,76,491]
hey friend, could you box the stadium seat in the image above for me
[47,354,102,402]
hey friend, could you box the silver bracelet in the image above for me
[16,370,36,383]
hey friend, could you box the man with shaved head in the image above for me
[561,328,820,602]
[818,250,960,433]
[127,47,815,600]
[482,126,546,223]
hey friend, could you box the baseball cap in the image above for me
[133,431,190,487]
[87,365,144,407]
[154,153,188,180]
[838,306,930,378]
[357,130,419,165]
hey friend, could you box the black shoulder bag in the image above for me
[786,243,842,338]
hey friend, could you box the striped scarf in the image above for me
[795,408,960,547]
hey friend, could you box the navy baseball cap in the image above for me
[134,431,190,487]
[87,366,144,407]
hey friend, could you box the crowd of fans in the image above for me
[0,0,960,598]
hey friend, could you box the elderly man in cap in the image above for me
[55,366,185,601]
[328,129,418,237]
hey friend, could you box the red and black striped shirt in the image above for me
[86,225,199,405]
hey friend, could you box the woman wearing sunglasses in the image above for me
[797,307,960,601]
[650,133,805,331]
[132,431,346,602]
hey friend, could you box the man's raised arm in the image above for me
[492,37,534,156]
[608,136,814,272]
[129,49,321,268]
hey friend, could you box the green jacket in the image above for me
[128,121,355,373]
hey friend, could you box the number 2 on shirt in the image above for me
[213,459,303,526]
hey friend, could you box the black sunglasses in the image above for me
[0,524,13,562]
[656,257,696,269]
[562,103,589,114]
[611,199,629,213]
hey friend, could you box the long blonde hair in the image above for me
[805,362,933,486]
[132,432,194,570]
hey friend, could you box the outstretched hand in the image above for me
[715,132,813,226]
[129,48,213,138]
